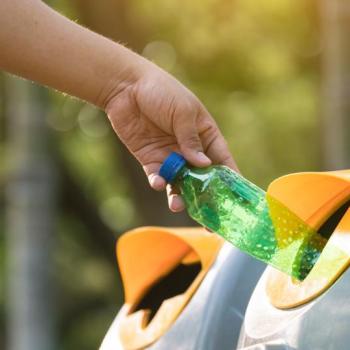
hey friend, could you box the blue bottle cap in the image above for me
[159,152,186,183]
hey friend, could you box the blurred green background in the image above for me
[0,0,349,349]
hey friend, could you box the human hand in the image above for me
[105,62,237,212]
[0,0,236,212]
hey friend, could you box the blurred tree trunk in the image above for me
[320,0,350,169]
[5,76,57,350]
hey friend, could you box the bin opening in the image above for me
[318,199,350,240]
[293,199,350,282]
[117,227,223,350]
[133,262,201,323]
[295,199,350,280]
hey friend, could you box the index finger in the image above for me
[199,113,239,172]
[205,132,239,171]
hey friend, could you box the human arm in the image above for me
[0,0,237,211]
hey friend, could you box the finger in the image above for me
[166,184,185,212]
[173,107,211,167]
[149,173,166,191]
[137,142,180,190]
[143,162,167,191]
[199,111,239,172]
[205,134,239,172]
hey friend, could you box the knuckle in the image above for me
[176,98,199,117]
[184,134,201,148]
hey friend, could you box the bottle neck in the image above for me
[172,164,189,183]
[159,152,188,183]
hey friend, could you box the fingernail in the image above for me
[197,152,211,165]
[149,174,165,191]
[170,195,185,212]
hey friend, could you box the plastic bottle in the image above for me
[159,152,326,280]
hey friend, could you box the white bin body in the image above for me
[238,266,350,350]
[101,243,265,350]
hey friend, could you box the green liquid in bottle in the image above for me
[160,153,326,280]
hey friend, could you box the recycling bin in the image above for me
[238,170,350,350]
[101,170,350,350]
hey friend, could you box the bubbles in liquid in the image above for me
[181,166,326,280]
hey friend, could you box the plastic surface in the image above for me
[159,152,186,183]
[100,243,265,350]
[101,169,350,350]
[266,171,350,308]
[149,244,264,350]
[239,170,350,350]
[238,262,350,350]
[115,227,223,350]
[172,163,326,280]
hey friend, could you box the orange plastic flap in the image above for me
[266,170,350,309]
[268,171,350,229]
[117,226,223,349]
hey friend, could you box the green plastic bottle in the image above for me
[159,152,326,280]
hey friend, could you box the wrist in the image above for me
[98,45,151,111]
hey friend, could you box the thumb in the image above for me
[173,112,211,167]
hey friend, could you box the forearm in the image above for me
[0,0,146,108]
